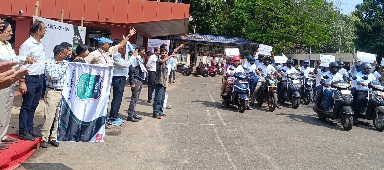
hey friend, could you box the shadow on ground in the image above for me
[276,112,347,131]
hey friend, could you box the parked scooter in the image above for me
[222,73,250,113]
[316,79,354,131]
[194,64,209,77]
[354,83,384,131]
[255,76,278,112]
[208,65,217,77]
[301,73,315,105]
[281,73,301,109]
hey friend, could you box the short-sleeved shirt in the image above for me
[300,66,313,77]
[355,72,377,91]
[282,66,297,81]
[258,64,276,80]
[323,71,343,85]
[85,45,119,65]
[19,36,46,75]
[155,59,168,87]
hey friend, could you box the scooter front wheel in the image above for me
[342,114,353,131]
[268,93,277,112]
[238,100,247,113]
[373,111,384,132]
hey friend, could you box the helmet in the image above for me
[246,55,252,61]
[258,54,265,60]
[356,61,363,69]
[337,60,345,66]
[249,58,256,64]
[263,55,271,61]
[362,62,372,74]
[303,59,310,66]
[329,62,339,74]
[232,56,241,62]
[286,59,294,65]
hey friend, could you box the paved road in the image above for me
[16,74,384,170]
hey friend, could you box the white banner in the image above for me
[357,51,376,63]
[258,44,273,56]
[57,63,113,142]
[319,54,335,67]
[273,56,288,63]
[147,39,170,53]
[33,16,86,59]
[224,48,240,56]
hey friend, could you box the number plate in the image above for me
[340,90,351,95]
[292,80,300,84]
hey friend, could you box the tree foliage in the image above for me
[186,0,354,54]
[354,0,384,57]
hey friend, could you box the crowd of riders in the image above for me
[220,50,384,128]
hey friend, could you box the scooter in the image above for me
[354,83,384,131]
[208,66,217,77]
[255,75,278,112]
[222,73,250,113]
[194,64,209,77]
[316,79,354,131]
[281,73,301,109]
[301,74,315,105]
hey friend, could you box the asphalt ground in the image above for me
[9,73,384,170]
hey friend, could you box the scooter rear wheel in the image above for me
[373,113,384,132]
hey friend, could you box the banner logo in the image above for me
[76,73,103,100]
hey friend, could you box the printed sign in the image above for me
[357,51,376,63]
[258,44,273,55]
[274,56,288,64]
[320,54,335,67]
[224,48,240,56]
[33,16,86,59]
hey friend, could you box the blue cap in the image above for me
[95,37,113,45]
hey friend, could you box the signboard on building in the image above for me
[33,16,86,59]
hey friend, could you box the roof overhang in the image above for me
[132,19,189,37]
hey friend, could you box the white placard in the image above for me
[33,16,86,59]
[319,54,335,67]
[258,44,273,55]
[273,56,288,63]
[224,48,240,56]
[357,51,376,63]
[147,39,170,53]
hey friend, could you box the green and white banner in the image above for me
[58,63,113,142]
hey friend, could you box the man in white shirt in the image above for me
[321,62,344,112]
[18,20,47,141]
[300,59,312,77]
[354,63,377,125]
[250,56,276,105]
[146,47,160,103]
[279,59,297,103]
[337,60,349,82]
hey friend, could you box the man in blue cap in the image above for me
[85,28,136,65]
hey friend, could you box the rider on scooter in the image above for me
[338,60,349,82]
[278,59,298,105]
[321,62,344,113]
[250,56,277,106]
[243,56,257,74]
[300,59,312,77]
[221,56,244,95]
[313,60,328,111]
[353,62,376,125]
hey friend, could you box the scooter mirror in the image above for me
[352,76,357,80]
[323,75,329,79]
[258,68,262,71]
[362,76,368,80]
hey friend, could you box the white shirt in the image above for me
[226,65,244,76]
[373,71,381,79]
[243,61,257,73]
[339,68,348,77]
[113,53,132,77]
[19,36,46,75]
[300,66,313,77]
[323,71,344,85]
[258,64,276,80]
[356,72,377,91]
[315,69,324,86]
[146,54,158,72]
[282,66,297,81]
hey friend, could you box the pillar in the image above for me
[14,18,31,54]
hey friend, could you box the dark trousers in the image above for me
[128,79,143,118]
[147,71,156,101]
[41,74,46,98]
[109,76,126,119]
[153,84,166,116]
[315,85,323,107]
[19,75,43,134]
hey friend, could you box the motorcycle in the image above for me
[354,83,384,131]
[316,79,354,131]
[222,73,250,113]
[281,73,301,109]
[248,72,259,98]
[255,75,278,112]
[194,65,209,77]
[301,74,315,105]
[208,66,217,77]
[177,64,192,76]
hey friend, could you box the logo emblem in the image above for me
[76,73,103,100]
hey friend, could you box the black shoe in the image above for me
[28,131,42,138]
[40,141,48,148]
[50,140,59,147]
[127,117,139,122]
[353,119,358,126]
[133,114,142,120]
[19,132,35,141]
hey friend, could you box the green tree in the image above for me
[354,0,384,57]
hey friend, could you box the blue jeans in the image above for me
[323,88,333,111]
[147,71,156,101]
[153,84,166,116]
[19,75,43,133]
[109,76,126,119]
